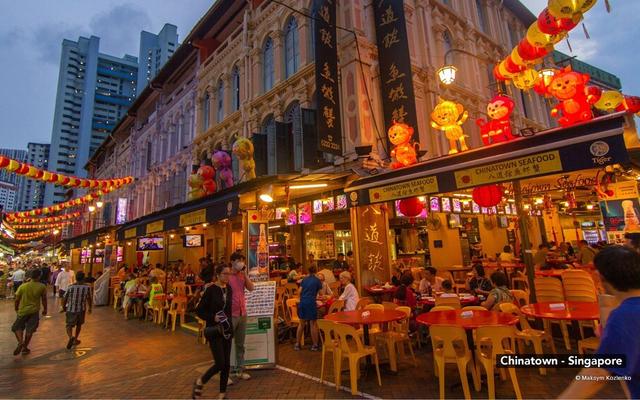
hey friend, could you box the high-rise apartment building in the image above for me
[0,148,27,212]
[44,35,138,206]
[137,24,178,94]
[16,143,50,211]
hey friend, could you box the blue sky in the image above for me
[0,1,637,150]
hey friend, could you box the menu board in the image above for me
[245,281,276,317]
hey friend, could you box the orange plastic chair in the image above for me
[327,299,345,315]
[435,296,462,309]
[285,282,299,297]
[461,306,487,311]
[171,281,187,296]
[510,289,530,306]
[382,301,398,310]
[275,287,287,320]
[355,297,373,310]
[112,286,122,310]
[499,303,555,375]
[317,319,341,386]
[475,326,523,400]
[430,325,480,400]
[430,306,455,312]
[375,306,416,372]
[333,322,382,395]
[534,277,571,350]
[286,298,304,345]
[165,296,188,331]
[510,270,529,292]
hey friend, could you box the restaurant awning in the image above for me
[345,113,629,206]
[64,226,114,250]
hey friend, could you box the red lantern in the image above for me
[517,38,548,61]
[16,164,29,175]
[504,56,525,74]
[398,197,424,218]
[198,165,216,180]
[35,169,44,179]
[472,185,503,207]
[493,65,507,81]
[81,180,90,188]
[537,8,578,35]
[0,156,9,168]
[617,95,640,114]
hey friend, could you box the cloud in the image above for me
[88,3,152,58]
[31,23,86,64]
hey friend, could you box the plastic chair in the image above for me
[355,297,373,310]
[275,286,287,320]
[362,304,384,336]
[317,319,341,386]
[382,301,398,310]
[286,298,304,345]
[475,326,523,400]
[112,286,122,310]
[430,306,456,312]
[327,299,345,314]
[435,296,461,309]
[195,316,207,344]
[461,306,487,311]
[578,337,600,354]
[333,322,382,395]
[511,270,529,292]
[510,289,529,306]
[171,281,187,297]
[375,306,416,372]
[429,325,480,400]
[329,281,342,296]
[499,303,556,375]
[285,282,299,297]
[165,296,188,331]
[534,277,571,351]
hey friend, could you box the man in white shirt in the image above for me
[12,267,26,294]
[338,271,360,311]
[317,268,336,285]
[55,268,75,312]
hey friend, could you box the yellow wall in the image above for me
[477,216,510,258]
[428,213,463,268]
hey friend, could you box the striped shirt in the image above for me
[65,283,91,313]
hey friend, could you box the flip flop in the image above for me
[21,348,30,355]
[13,343,22,356]
[66,337,74,350]
[191,379,203,399]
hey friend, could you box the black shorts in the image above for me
[59,289,66,298]
[65,311,86,327]
[12,313,39,334]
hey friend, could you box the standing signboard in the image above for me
[600,180,640,244]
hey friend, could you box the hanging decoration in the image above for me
[431,99,469,155]
[593,90,624,112]
[5,186,117,219]
[547,66,597,127]
[617,95,640,116]
[187,165,216,201]
[10,220,72,230]
[232,137,256,182]
[472,185,503,208]
[476,95,515,146]
[5,212,81,224]
[0,155,133,189]
[388,122,418,169]
[212,150,234,189]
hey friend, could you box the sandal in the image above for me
[192,379,203,399]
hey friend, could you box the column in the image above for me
[272,31,284,85]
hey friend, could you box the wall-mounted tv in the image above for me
[183,234,204,248]
[137,237,164,251]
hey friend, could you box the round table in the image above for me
[418,295,478,307]
[520,301,600,321]
[363,285,397,302]
[535,269,565,278]
[416,309,518,329]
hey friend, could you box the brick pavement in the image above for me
[0,296,628,399]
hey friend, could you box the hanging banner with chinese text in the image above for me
[373,0,419,144]
[313,0,342,155]
[355,204,391,286]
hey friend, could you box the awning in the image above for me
[346,113,629,206]
[115,176,279,241]
[64,226,114,250]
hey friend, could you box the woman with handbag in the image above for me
[192,264,233,399]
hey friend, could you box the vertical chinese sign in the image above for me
[314,0,342,155]
[373,0,419,143]
[356,204,391,286]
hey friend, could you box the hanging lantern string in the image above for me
[10,220,73,231]
[0,155,133,190]
[5,186,118,219]
[5,212,81,224]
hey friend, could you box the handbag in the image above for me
[203,285,231,340]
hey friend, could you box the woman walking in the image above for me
[193,264,233,399]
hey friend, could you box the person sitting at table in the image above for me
[391,266,403,286]
[338,271,359,311]
[144,276,164,313]
[498,245,515,263]
[317,266,336,285]
[295,266,323,351]
[533,244,550,268]
[332,253,349,272]
[394,273,417,308]
[559,245,640,400]
[576,240,598,265]
[481,271,515,311]
[418,267,444,294]
[316,273,333,298]
[439,280,457,298]
[122,274,137,313]
[287,263,302,282]
[465,264,492,296]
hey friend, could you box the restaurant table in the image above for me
[325,309,405,372]
[417,294,479,307]
[363,285,397,302]
[534,269,566,278]
[521,301,600,346]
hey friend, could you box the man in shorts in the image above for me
[11,269,47,356]
[63,271,92,349]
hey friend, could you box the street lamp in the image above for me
[88,205,96,213]
[437,48,493,86]
[96,201,104,208]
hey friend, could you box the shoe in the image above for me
[73,339,81,346]
[21,348,30,355]
[310,345,320,352]
[217,393,226,399]
[293,344,301,351]
[227,377,234,386]
[236,372,251,380]
[13,343,22,356]
[66,337,74,350]
[191,379,203,399]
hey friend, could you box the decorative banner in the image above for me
[6,212,81,224]
[124,227,137,239]
[0,155,133,189]
[10,220,72,230]
[313,0,342,155]
[246,210,269,282]
[368,175,438,203]
[5,186,118,219]
[146,220,164,234]
[179,209,207,227]
[356,204,391,286]
[600,181,640,243]
[373,0,419,144]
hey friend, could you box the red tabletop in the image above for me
[325,309,406,325]
[520,301,600,321]
[535,269,565,277]
[418,294,478,307]
[416,309,518,329]
[363,285,397,295]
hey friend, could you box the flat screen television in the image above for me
[183,234,204,248]
[137,237,164,251]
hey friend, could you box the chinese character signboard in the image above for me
[373,0,419,143]
[313,0,342,155]
[355,204,391,286]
